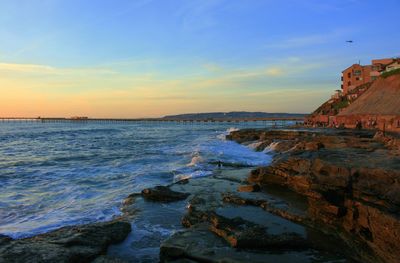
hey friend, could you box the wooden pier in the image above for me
[0,117,304,126]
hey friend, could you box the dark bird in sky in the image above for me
[346,40,354,43]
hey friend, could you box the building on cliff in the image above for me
[384,58,400,73]
[341,64,372,95]
[341,58,396,95]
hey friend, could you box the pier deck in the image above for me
[0,117,304,126]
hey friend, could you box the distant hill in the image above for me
[162,111,306,120]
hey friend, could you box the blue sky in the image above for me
[0,0,399,117]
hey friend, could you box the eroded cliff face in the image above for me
[229,129,400,263]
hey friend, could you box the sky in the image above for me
[0,0,399,118]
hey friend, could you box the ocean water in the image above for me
[0,121,278,239]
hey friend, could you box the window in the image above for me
[356,77,360,81]
[372,65,380,71]
[341,76,343,81]
[354,70,362,76]
[348,81,351,86]
[348,72,351,78]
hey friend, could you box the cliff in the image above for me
[339,74,400,115]
[308,73,400,132]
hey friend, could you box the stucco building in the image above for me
[341,64,372,95]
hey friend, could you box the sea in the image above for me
[0,121,302,261]
[0,121,287,239]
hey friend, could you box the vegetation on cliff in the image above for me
[381,68,400,78]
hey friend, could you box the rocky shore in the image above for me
[157,128,399,263]
[1,128,399,262]
[226,128,400,263]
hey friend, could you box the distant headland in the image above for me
[163,111,306,120]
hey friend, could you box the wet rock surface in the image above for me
[237,184,261,192]
[159,167,357,262]
[0,220,131,263]
[141,186,190,202]
[208,211,309,249]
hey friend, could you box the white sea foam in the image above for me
[217,127,239,140]
[173,170,213,182]
[187,154,204,167]
[247,141,264,150]
[263,141,281,153]
[202,138,271,166]
[227,127,239,133]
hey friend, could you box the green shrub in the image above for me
[381,68,400,78]
[333,99,349,111]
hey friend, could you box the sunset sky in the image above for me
[1,0,399,117]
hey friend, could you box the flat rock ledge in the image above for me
[159,170,356,262]
[0,219,131,263]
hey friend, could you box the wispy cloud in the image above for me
[286,0,361,13]
[0,55,333,117]
[265,68,284,76]
[203,63,223,73]
[175,0,226,31]
[197,57,323,84]
[264,29,353,49]
[245,88,330,97]
[0,62,117,75]
[0,63,54,73]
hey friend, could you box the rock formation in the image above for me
[0,220,131,263]
[141,186,190,202]
[228,128,400,263]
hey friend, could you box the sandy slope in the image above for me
[339,74,400,115]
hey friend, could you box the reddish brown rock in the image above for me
[208,213,309,250]
[237,184,261,192]
[232,129,400,263]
